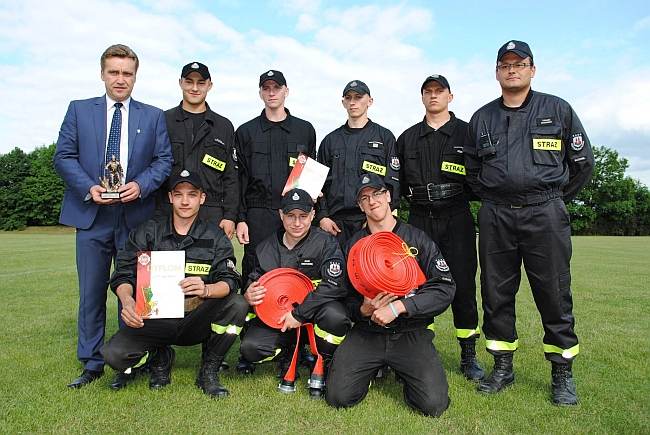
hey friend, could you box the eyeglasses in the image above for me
[496,63,532,72]
[358,189,387,203]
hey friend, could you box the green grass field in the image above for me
[0,227,648,434]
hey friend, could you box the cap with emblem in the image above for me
[421,74,451,93]
[281,188,313,213]
[497,40,533,62]
[356,173,386,199]
[168,169,203,191]
[181,62,211,80]
[342,80,371,97]
[259,69,287,87]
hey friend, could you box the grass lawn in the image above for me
[0,228,648,434]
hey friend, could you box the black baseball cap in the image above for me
[497,40,533,62]
[343,80,371,97]
[356,173,386,199]
[259,69,287,87]
[281,188,313,213]
[421,74,451,93]
[168,169,203,191]
[181,62,211,80]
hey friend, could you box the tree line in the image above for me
[1,144,648,235]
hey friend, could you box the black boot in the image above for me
[477,353,514,394]
[236,356,255,375]
[551,362,578,406]
[149,346,175,389]
[460,339,485,381]
[197,360,229,398]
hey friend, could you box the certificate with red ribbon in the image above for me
[135,251,185,318]
[282,154,330,200]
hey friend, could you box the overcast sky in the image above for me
[1,0,649,185]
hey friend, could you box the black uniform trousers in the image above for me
[409,204,479,340]
[101,293,249,371]
[478,198,578,363]
[330,212,366,248]
[241,207,283,287]
[326,326,449,417]
[240,301,350,363]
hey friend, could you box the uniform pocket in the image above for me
[251,140,270,176]
[360,147,386,176]
[530,126,562,167]
[440,152,466,181]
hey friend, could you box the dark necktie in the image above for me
[105,102,123,165]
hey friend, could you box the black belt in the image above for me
[484,190,563,208]
[410,183,463,203]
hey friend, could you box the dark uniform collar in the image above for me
[499,89,534,111]
[160,212,205,246]
[276,226,312,250]
[418,112,457,138]
[260,108,292,132]
[343,119,373,134]
[173,101,219,125]
[363,217,402,236]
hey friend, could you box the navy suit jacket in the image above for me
[54,96,173,230]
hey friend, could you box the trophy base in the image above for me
[101,192,121,200]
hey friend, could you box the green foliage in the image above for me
[0,144,64,230]
[568,146,650,235]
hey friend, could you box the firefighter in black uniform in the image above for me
[235,70,317,288]
[235,70,317,373]
[239,188,351,398]
[326,174,455,417]
[317,80,400,246]
[397,74,483,381]
[157,62,238,238]
[101,170,249,398]
[464,40,594,405]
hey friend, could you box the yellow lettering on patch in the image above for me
[289,157,297,167]
[532,139,562,151]
[311,279,321,288]
[185,263,211,275]
[362,161,387,176]
[202,154,226,171]
[441,161,466,175]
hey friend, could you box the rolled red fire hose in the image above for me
[347,231,426,298]
[255,268,324,392]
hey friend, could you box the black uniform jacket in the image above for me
[110,213,240,295]
[249,228,347,323]
[165,103,239,221]
[397,112,475,207]
[345,220,456,333]
[317,120,400,220]
[235,109,316,221]
[464,90,595,203]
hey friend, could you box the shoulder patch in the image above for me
[327,260,342,277]
[571,133,584,151]
[435,258,450,272]
[390,156,400,170]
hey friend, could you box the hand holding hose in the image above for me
[360,292,397,318]
[244,281,266,306]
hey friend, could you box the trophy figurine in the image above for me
[100,155,124,199]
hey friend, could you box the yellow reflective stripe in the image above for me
[427,323,436,332]
[441,161,466,175]
[126,351,150,373]
[362,161,386,176]
[211,323,243,335]
[313,324,345,345]
[532,138,562,151]
[289,157,297,167]
[543,343,579,359]
[486,339,518,351]
[245,313,257,322]
[258,348,282,363]
[310,279,322,288]
[185,263,211,275]
[456,327,480,339]
[202,153,226,171]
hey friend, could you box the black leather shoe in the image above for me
[477,353,514,394]
[460,340,485,381]
[110,371,135,390]
[551,362,578,406]
[197,360,229,398]
[149,347,175,390]
[67,369,103,389]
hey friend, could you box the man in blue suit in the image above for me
[54,44,173,388]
